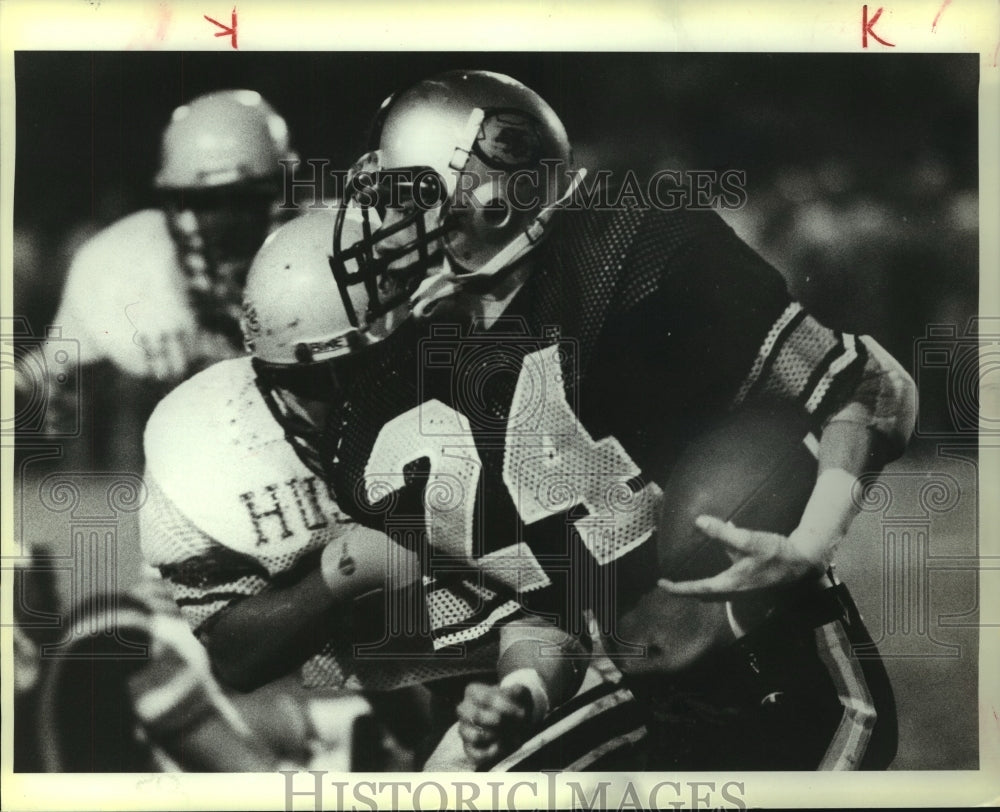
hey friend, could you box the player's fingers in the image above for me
[456,697,481,725]
[497,684,533,722]
[457,691,504,729]
[498,683,532,706]
[458,720,497,747]
[487,692,530,721]
[462,682,498,707]
[695,515,771,554]
[658,560,752,597]
[464,704,504,729]
[694,515,748,547]
[463,682,494,700]
[162,330,189,380]
[464,683,526,719]
[463,739,500,770]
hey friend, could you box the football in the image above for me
[611,403,819,676]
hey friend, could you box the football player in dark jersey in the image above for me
[143,209,594,770]
[318,70,915,771]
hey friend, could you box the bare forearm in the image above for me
[662,344,916,596]
[497,618,587,718]
[793,333,917,564]
[795,419,894,566]
[205,564,343,692]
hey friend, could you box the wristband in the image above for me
[500,668,550,726]
[797,468,861,543]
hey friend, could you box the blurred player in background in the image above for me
[18,88,297,472]
[15,88,307,773]
[321,70,916,770]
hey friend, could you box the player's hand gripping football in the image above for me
[658,515,832,598]
[456,682,535,770]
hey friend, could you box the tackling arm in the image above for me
[140,467,421,692]
[204,525,421,692]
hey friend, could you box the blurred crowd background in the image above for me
[10,51,981,770]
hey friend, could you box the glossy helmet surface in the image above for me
[332,70,585,321]
[241,211,404,475]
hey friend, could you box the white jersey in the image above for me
[140,356,494,690]
[43,209,242,380]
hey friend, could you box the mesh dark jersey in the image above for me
[325,201,869,658]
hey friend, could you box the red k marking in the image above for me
[205,6,238,49]
[862,5,895,48]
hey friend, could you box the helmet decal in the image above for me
[240,300,262,353]
[473,109,544,170]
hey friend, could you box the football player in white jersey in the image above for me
[24,89,297,471]
[140,211,592,769]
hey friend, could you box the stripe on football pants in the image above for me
[491,681,644,772]
[815,620,877,770]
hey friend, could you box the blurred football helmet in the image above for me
[241,211,405,476]
[332,70,586,321]
[155,89,295,190]
[156,89,298,336]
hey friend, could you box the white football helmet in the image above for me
[155,89,298,335]
[331,70,586,320]
[155,89,296,190]
[241,211,406,475]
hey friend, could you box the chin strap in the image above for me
[409,167,588,320]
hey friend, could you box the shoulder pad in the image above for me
[144,357,346,556]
